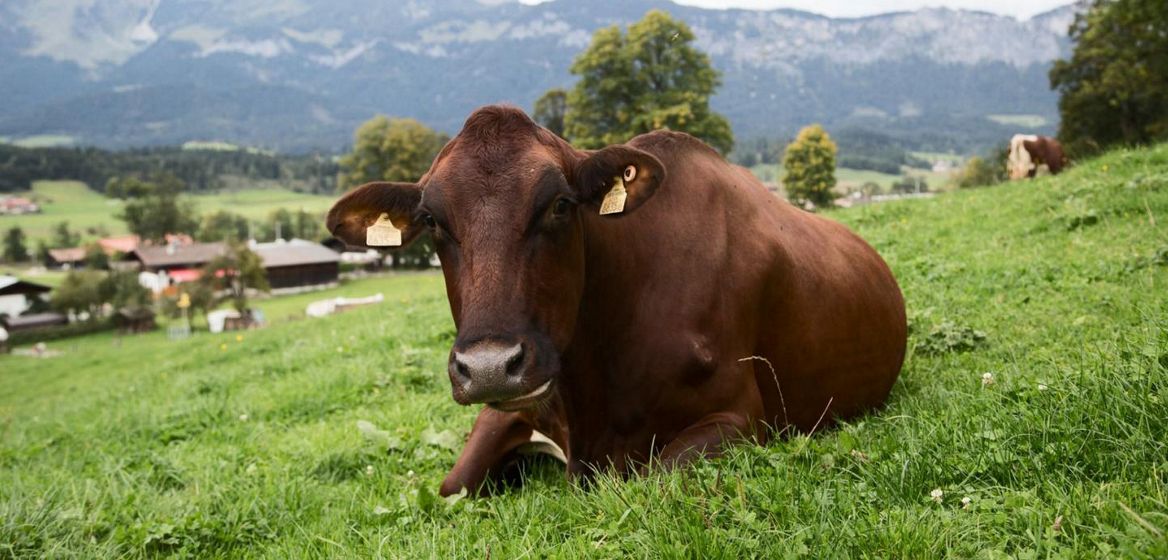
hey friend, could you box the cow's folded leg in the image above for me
[439,407,537,497]
[656,411,753,469]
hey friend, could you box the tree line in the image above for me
[0,144,339,194]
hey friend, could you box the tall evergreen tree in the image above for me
[3,226,30,262]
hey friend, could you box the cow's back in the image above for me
[562,131,905,463]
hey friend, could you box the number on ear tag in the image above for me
[366,213,402,247]
[599,176,628,215]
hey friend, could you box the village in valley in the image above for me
[0,226,408,350]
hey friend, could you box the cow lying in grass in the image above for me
[328,105,907,496]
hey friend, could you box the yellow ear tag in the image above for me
[365,213,402,247]
[599,165,635,215]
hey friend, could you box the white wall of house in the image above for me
[0,294,30,317]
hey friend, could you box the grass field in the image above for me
[1,181,335,245]
[750,164,955,193]
[987,114,1050,128]
[749,164,907,190]
[2,145,1167,557]
[0,134,76,148]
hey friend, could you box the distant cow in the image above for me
[328,105,907,497]
[1008,134,1068,179]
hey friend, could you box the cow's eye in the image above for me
[551,197,574,217]
[421,213,437,230]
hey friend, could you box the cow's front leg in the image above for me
[657,411,754,469]
[439,407,539,497]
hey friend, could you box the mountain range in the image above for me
[0,0,1075,154]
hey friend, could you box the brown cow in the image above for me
[1008,134,1068,179]
[327,105,907,497]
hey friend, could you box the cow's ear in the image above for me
[571,145,665,215]
[326,181,425,249]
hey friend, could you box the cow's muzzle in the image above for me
[448,339,554,409]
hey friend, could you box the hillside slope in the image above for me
[1,144,1165,557]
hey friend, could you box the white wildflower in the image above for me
[981,372,994,387]
[961,496,972,509]
[239,413,249,421]
[930,488,944,503]
[365,465,374,476]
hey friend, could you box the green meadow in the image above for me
[2,144,1166,557]
[750,164,953,194]
[2,181,334,245]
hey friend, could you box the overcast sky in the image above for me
[668,0,1072,20]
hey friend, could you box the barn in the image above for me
[250,239,340,292]
[124,240,339,293]
[125,242,228,291]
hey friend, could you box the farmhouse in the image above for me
[126,242,227,274]
[125,239,340,293]
[0,275,52,318]
[98,234,140,254]
[125,242,227,292]
[46,247,87,269]
[0,196,40,215]
[250,239,340,292]
[45,235,144,269]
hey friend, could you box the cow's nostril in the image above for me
[504,344,525,377]
[453,356,471,381]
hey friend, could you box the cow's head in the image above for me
[327,105,664,411]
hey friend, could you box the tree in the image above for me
[83,243,109,269]
[337,116,448,191]
[113,174,200,243]
[161,282,215,323]
[52,271,107,318]
[890,176,929,194]
[563,10,734,154]
[953,144,1009,189]
[260,208,323,241]
[198,210,251,243]
[198,243,270,313]
[34,240,51,266]
[1050,0,1168,155]
[532,88,568,138]
[3,226,30,262]
[103,270,150,309]
[51,221,81,248]
[781,125,838,208]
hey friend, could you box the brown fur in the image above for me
[1022,136,1069,177]
[328,105,908,496]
